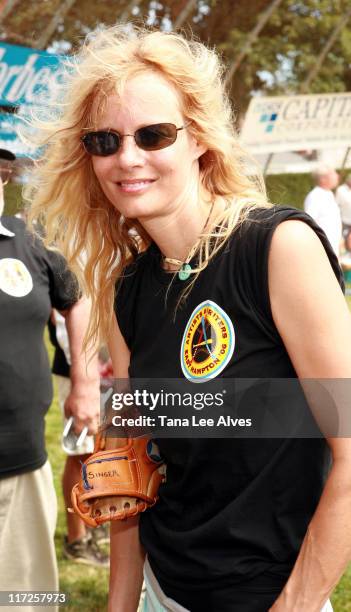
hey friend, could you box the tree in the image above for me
[0,0,350,119]
[0,0,131,49]
[32,0,78,50]
[173,0,197,30]
[224,0,285,87]
[300,5,351,93]
[217,0,351,116]
[0,0,20,23]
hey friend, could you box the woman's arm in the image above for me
[268,220,351,612]
[109,516,145,612]
[60,298,100,434]
[108,313,131,379]
[107,315,145,612]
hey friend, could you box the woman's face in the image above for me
[90,72,206,220]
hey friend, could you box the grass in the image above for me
[45,290,351,611]
[45,341,109,612]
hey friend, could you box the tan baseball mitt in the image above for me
[70,434,165,527]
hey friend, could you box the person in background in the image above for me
[336,173,351,252]
[48,313,109,567]
[304,164,342,257]
[0,149,100,612]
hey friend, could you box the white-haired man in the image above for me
[336,173,351,251]
[304,165,342,257]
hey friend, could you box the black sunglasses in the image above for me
[81,122,190,157]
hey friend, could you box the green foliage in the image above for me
[46,401,109,612]
[266,168,351,210]
[45,337,109,612]
[2,0,351,117]
[220,0,351,114]
[2,0,203,51]
[3,183,24,216]
[332,565,351,611]
[266,173,314,210]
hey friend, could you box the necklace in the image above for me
[163,202,214,281]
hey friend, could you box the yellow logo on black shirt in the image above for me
[181,300,235,382]
[0,258,33,297]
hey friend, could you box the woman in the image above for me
[27,27,351,612]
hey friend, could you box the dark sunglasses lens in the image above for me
[136,123,177,150]
[83,132,120,156]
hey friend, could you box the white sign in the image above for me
[240,92,351,154]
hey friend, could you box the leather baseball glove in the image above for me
[70,433,165,527]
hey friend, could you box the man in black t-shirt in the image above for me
[0,154,100,610]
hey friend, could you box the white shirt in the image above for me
[304,186,342,256]
[336,183,351,225]
[0,217,15,237]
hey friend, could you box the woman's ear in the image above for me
[190,135,207,161]
[187,124,208,161]
[195,141,208,160]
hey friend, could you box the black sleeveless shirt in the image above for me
[115,206,343,611]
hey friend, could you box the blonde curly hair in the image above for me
[25,25,271,347]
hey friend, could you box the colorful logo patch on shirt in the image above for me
[0,258,33,297]
[181,300,235,382]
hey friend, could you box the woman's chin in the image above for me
[110,200,159,221]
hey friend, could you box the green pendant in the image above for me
[178,263,192,281]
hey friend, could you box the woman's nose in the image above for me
[116,135,144,168]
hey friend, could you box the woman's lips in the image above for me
[117,179,156,193]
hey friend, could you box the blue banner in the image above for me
[0,42,64,157]
[0,41,62,107]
